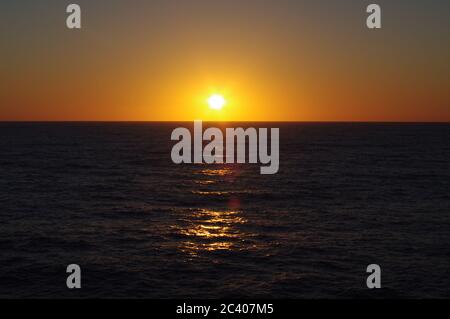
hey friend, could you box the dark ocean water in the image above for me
[0,122,449,298]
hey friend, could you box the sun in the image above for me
[208,94,226,110]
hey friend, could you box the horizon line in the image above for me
[0,120,449,124]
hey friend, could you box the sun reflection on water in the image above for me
[173,165,251,256]
[200,168,233,177]
[176,209,248,255]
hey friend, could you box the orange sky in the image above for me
[1,0,449,121]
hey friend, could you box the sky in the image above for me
[0,0,449,121]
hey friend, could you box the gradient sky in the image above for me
[1,0,449,121]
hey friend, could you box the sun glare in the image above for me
[208,94,226,110]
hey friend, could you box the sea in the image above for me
[0,122,449,298]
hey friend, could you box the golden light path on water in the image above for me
[176,166,251,256]
[180,209,246,255]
